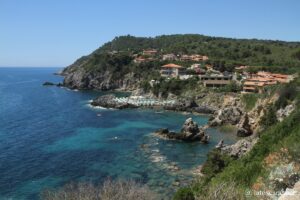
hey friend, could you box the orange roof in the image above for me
[247,78,273,82]
[272,74,289,78]
[161,63,183,68]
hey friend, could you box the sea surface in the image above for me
[0,67,237,199]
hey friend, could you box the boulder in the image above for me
[220,138,258,158]
[43,81,56,86]
[209,106,243,126]
[276,104,295,122]
[155,118,209,143]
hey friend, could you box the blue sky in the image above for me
[0,0,299,67]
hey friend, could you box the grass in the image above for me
[241,93,260,111]
[175,78,300,199]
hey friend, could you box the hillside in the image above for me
[61,34,300,91]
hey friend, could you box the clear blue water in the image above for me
[0,67,237,199]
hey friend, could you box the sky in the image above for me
[0,0,299,67]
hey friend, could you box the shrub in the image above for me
[259,104,278,128]
[41,179,157,200]
[201,149,233,178]
[173,187,195,200]
[241,93,259,111]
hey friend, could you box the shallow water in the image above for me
[0,67,237,199]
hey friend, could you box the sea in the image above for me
[0,67,237,199]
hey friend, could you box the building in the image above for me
[199,75,232,87]
[142,49,158,56]
[242,71,293,93]
[180,54,209,62]
[160,63,185,77]
[162,54,177,61]
[235,65,249,71]
[134,56,155,64]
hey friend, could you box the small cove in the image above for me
[0,67,237,199]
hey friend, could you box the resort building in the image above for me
[235,65,249,71]
[142,49,158,56]
[134,57,155,64]
[162,54,178,61]
[180,54,209,62]
[199,75,232,87]
[134,57,146,64]
[242,71,293,93]
[160,63,186,77]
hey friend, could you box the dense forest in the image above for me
[66,34,300,80]
[94,34,300,73]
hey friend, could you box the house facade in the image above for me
[199,75,232,87]
[160,63,185,77]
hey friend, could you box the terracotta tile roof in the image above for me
[161,63,183,68]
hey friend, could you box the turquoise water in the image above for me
[0,67,237,199]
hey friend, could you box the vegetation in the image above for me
[174,78,300,200]
[241,93,260,111]
[96,35,300,73]
[150,77,199,98]
[41,179,157,200]
[68,35,300,85]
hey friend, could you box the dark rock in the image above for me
[236,114,252,137]
[91,94,138,109]
[43,81,56,86]
[155,118,209,143]
[163,99,198,112]
[192,106,216,114]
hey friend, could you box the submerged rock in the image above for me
[155,118,209,143]
[91,94,138,109]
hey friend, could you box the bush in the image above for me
[259,104,278,128]
[275,83,297,109]
[201,149,234,178]
[41,179,157,200]
[173,187,195,200]
[241,93,259,111]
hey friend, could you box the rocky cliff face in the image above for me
[62,65,140,90]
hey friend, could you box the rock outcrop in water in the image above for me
[91,94,138,109]
[43,81,56,86]
[155,118,209,143]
